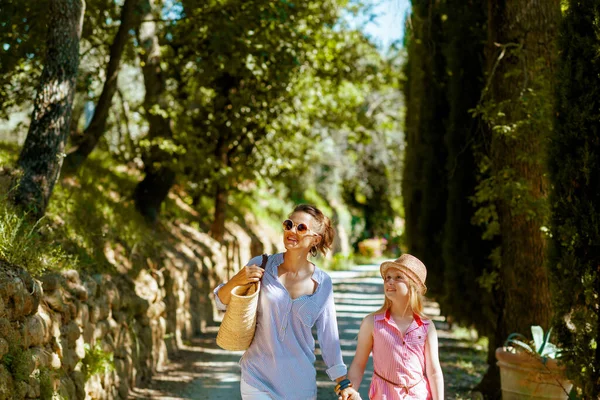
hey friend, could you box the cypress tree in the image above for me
[549,0,600,396]
[402,0,449,297]
[442,0,489,328]
[485,0,560,341]
[441,0,503,395]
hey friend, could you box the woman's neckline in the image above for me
[274,254,319,300]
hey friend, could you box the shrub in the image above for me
[80,341,114,381]
[357,237,387,258]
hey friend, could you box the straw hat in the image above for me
[380,254,427,294]
[216,282,261,351]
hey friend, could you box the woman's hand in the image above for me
[338,387,361,400]
[216,263,265,305]
[230,264,265,287]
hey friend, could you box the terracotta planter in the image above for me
[496,347,573,399]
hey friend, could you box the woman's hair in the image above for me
[374,270,427,319]
[290,204,335,257]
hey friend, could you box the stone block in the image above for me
[22,314,47,348]
[0,364,14,400]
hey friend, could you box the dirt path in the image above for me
[129,265,486,399]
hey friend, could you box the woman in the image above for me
[214,204,359,400]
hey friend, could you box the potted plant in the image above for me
[496,325,573,399]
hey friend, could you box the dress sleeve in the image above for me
[315,279,347,380]
[213,283,227,311]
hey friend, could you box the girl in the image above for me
[347,254,444,399]
[214,204,360,400]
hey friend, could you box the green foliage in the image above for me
[322,252,354,271]
[352,253,380,266]
[356,237,387,258]
[36,367,62,400]
[2,347,31,383]
[0,0,119,122]
[167,0,342,194]
[166,0,397,207]
[0,0,48,120]
[80,341,114,381]
[504,326,560,360]
[548,0,600,396]
[2,0,401,246]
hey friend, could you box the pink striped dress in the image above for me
[369,310,431,399]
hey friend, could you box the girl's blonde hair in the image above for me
[375,270,428,319]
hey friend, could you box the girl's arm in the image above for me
[425,322,444,400]
[347,314,374,390]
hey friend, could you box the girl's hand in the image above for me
[230,264,264,286]
[338,387,361,400]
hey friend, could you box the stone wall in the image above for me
[0,220,281,400]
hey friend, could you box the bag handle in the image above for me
[260,254,268,270]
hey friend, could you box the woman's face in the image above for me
[384,267,410,301]
[282,211,321,252]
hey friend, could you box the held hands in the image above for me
[230,264,265,286]
[338,387,361,400]
[335,378,360,400]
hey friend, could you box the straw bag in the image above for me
[216,254,268,351]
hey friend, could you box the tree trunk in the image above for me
[209,139,229,243]
[62,0,139,175]
[13,0,85,218]
[487,0,559,337]
[133,0,176,221]
[133,167,176,222]
[210,183,228,243]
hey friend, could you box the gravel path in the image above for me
[129,264,453,400]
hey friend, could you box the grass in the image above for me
[0,143,161,276]
[0,144,77,276]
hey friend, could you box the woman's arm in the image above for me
[425,322,444,400]
[347,314,374,389]
[315,285,360,400]
[315,287,347,380]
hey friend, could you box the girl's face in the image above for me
[384,267,411,301]
[282,211,321,252]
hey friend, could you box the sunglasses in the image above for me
[282,219,319,236]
